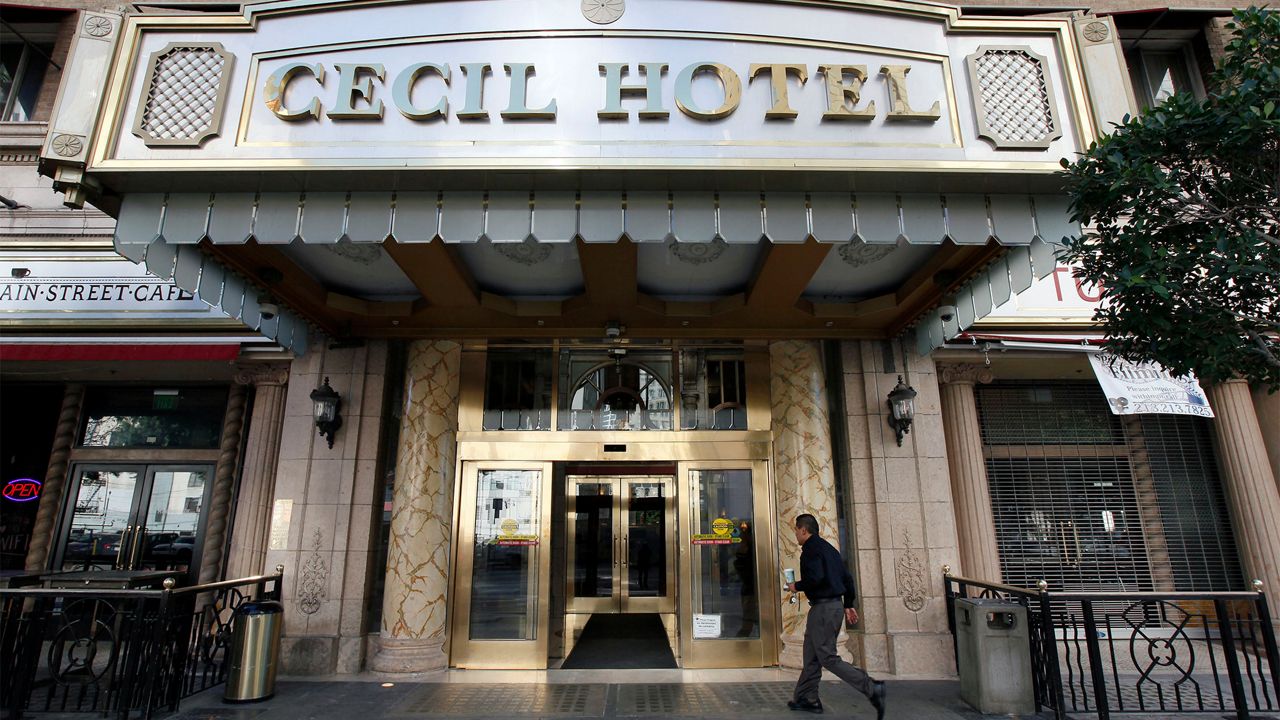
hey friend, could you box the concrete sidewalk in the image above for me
[165,676,1014,720]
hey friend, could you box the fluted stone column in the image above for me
[199,384,249,585]
[771,340,840,668]
[371,340,461,672]
[25,384,84,572]
[1208,380,1280,627]
[226,364,290,580]
[938,365,1002,583]
[1250,385,1280,495]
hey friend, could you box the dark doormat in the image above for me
[560,613,678,669]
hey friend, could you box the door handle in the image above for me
[130,525,147,568]
[623,535,628,567]
[116,525,133,569]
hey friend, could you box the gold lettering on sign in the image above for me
[598,63,669,119]
[816,64,875,121]
[748,63,808,119]
[880,64,941,121]
[501,63,557,119]
[264,62,325,121]
[327,63,385,119]
[675,62,741,121]
[393,62,450,121]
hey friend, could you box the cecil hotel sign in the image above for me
[265,61,942,123]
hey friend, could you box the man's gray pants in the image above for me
[793,601,875,703]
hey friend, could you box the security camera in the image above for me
[938,305,958,323]
[259,299,280,321]
[605,321,623,339]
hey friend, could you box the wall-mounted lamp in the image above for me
[310,376,342,449]
[886,375,917,446]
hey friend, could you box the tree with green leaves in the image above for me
[1060,7,1279,391]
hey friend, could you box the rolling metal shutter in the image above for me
[975,381,1243,594]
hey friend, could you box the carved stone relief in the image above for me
[896,531,928,613]
[297,527,328,616]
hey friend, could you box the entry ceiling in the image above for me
[115,189,1067,348]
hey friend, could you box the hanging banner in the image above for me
[1088,354,1214,418]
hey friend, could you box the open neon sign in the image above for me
[3,478,41,503]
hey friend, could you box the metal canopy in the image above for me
[114,190,1074,355]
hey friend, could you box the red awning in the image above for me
[0,343,241,362]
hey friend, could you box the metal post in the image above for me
[1214,598,1251,720]
[1081,600,1111,720]
[1038,583,1066,720]
[1254,582,1280,693]
[271,565,285,602]
[944,567,958,665]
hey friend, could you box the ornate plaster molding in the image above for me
[234,363,291,387]
[939,363,994,386]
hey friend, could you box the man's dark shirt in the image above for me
[794,534,857,608]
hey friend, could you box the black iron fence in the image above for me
[944,571,1280,719]
[1,570,284,720]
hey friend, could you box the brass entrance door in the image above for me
[567,475,676,614]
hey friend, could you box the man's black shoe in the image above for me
[869,681,887,720]
[787,699,824,714]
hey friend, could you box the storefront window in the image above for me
[483,349,553,430]
[79,386,228,448]
[679,350,747,430]
[0,383,61,571]
[690,469,759,639]
[978,381,1243,593]
[558,350,672,430]
[469,469,542,640]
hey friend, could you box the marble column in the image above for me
[371,340,461,672]
[226,363,290,580]
[770,340,840,669]
[1208,380,1280,626]
[199,384,249,585]
[25,384,84,572]
[938,365,1002,583]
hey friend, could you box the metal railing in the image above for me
[0,569,284,720]
[944,570,1280,719]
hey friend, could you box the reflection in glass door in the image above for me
[566,476,675,614]
[451,462,553,669]
[56,464,212,577]
[679,461,776,668]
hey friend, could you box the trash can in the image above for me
[224,600,283,703]
[955,597,1035,715]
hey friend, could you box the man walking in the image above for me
[785,513,886,719]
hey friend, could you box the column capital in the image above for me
[939,364,994,386]
[234,362,291,387]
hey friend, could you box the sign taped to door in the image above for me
[497,517,539,546]
[693,614,722,639]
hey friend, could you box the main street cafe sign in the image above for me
[47,0,1096,179]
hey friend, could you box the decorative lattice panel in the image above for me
[134,44,231,146]
[967,46,1062,149]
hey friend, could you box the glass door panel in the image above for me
[679,461,776,668]
[623,477,676,613]
[452,461,553,669]
[59,467,142,570]
[135,467,209,572]
[567,479,617,613]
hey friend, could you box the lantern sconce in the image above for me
[886,375,917,446]
[310,376,342,449]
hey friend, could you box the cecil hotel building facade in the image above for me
[2,0,1278,678]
